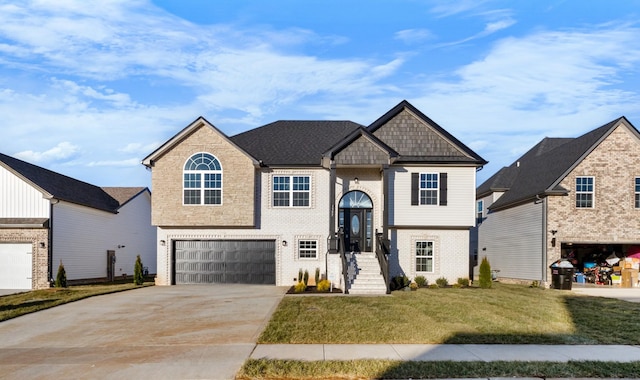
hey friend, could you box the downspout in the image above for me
[327,161,337,279]
[382,164,389,238]
[48,199,59,287]
[541,196,548,284]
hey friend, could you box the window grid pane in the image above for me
[419,173,438,205]
[575,177,594,208]
[416,241,434,272]
[273,175,310,207]
[299,240,317,259]
[636,178,640,209]
[184,189,200,204]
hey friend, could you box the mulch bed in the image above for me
[286,285,344,294]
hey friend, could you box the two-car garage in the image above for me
[173,240,275,285]
[0,243,32,289]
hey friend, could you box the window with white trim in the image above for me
[420,173,439,205]
[183,153,222,205]
[635,177,640,209]
[416,241,434,272]
[476,200,484,225]
[575,176,594,208]
[273,175,310,207]
[298,240,317,259]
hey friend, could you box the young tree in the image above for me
[479,256,492,289]
[134,255,144,285]
[56,261,67,288]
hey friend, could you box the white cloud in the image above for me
[15,142,79,163]
[87,158,141,167]
[395,29,433,44]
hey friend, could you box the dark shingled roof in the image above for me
[481,117,629,210]
[102,187,148,208]
[230,120,362,166]
[0,153,143,213]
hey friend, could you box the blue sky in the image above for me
[1,0,640,188]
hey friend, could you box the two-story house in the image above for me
[143,100,486,293]
[475,117,640,285]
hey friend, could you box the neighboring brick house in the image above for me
[143,100,486,293]
[474,117,640,285]
[0,153,156,289]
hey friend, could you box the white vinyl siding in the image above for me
[52,194,156,281]
[477,201,544,281]
[0,165,49,218]
[388,166,476,227]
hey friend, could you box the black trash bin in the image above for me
[550,263,574,290]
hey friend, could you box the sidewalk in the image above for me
[251,344,640,362]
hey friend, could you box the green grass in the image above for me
[259,283,640,344]
[0,282,153,322]
[249,284,640,378]
[238,360,640,379]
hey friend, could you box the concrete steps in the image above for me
[346,252,388,295]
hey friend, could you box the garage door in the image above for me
[174,240,275,284]
[0,243,32,289]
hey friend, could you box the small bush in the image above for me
[530,280,540,288]
[134,255,144,285]
[314,267,320,285]
[298,268,303,283]
[452,283,462,288]
[294,281,307,293]
[457,277,469,287]
[479,256,492,289]
[389,275,410,291]
[55,261,67,288]
[435,277,449,287]
[428,283,439,289]
[316,279,331,292]
[303,270,309,286]
[409,282,418,291]
[414,275,427,287]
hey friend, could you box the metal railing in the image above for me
[375,231,391,294]
[337,227,349,294]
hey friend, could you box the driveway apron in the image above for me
[0,284,287,379]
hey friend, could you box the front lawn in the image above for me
[0,282,153,322]
[259,283,640,344]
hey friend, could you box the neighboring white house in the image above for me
[0,153,156,289]
[143,100,486,294]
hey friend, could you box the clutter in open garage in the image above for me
[561,243,640,287]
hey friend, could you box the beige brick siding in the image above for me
[0,228,50,289]
[151,124,255,227]
[546,124,640,274]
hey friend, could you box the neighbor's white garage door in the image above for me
[0,243,32,289]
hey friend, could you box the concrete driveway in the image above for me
[571,286,640,302]
[0,284,287,379]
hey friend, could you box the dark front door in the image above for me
[344,209,372,252]
[107,250,116,282]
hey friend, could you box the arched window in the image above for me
[183,153,222,205]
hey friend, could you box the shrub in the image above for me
[316,279,331,292]
[409,282,418,291]
[530,280,540,288]
[314,267,320,285]
[294,281,307,293]
[55,261,67,288]
[389,275,410,291]
[414,275,427,288]
[303,270,309,286]
[457,277,470,287]
[428,283,439,289]
[298,268,303,283]
[479,256,492,289]
[435,277,449,287]
[134,255,144,285]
